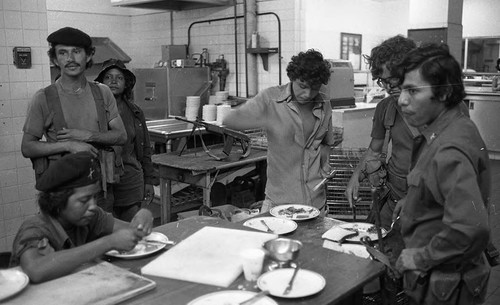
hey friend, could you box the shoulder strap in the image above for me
[44,84,67,131]
[89,82,108,132]
[381,97,398,156]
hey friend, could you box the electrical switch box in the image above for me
[13,47,31,69]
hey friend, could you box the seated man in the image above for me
[10,152,148,283]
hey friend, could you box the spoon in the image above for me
[387,216,400,234]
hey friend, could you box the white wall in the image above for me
[301,0,410,71]
[463,0,500,37]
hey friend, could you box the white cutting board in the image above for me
[141,226,276,287]
[5,261,155,305]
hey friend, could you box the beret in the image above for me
[36,152,101,192]
[95,58,136,89]
[47,27,92,48]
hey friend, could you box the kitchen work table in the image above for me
[110,215,385,305]
[152,145,267,223]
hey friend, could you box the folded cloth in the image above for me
[322,226,358,242]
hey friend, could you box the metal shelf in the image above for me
[246,47,279,71]
[111,0,234,11]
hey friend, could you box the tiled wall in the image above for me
[0,0,50,252]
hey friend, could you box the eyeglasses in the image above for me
[375,77,400,89]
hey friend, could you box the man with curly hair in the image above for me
[223,49,342,212]
[346,35,417,229]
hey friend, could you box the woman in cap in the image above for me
[95,59,159,223]
[10,152,146,283]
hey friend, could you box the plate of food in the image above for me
[243,217,297,235]
[257,268,325,298]
[0,268,29,301]
[105,232,172,259]
[187,290,277,305]
[270,204,320,221]
[336,222,387,242]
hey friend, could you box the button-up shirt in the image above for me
[401,105,491,271]
[224,83,338,209]
[10,208,114,267]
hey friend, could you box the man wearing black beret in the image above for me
[10,152,147,283]
[20,27,155,232]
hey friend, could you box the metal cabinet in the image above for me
[465,92,500,157]
[133,67,210,120]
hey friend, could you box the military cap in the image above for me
[36,152,100,192]
[95,58,136,89]
[47,27,92,48]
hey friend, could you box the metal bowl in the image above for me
[263,238,303,262]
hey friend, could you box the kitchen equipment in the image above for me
[323,59,355,108]
[141,226,276,287]
[312,169,337,192]
[263,238,302,270]
[257,268,326,298]
[133,67,210,120]
[5,261,155,305]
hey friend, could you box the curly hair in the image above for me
[47,45,96,70]
[286,49,331,86]
[364,35,416,78]
[398,43,465,107]
[38,189,75,218]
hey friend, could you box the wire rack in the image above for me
[244,128,268,150]
[327,147,373,220]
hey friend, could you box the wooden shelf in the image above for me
[246,47,279,71]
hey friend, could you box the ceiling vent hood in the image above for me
[91,37,131,64]
[111,0,234,11]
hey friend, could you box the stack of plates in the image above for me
[185,96,201,120]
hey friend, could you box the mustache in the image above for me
[64,62,80,68]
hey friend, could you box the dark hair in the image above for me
[286,49,331,86]
[47,45,96,70]
[496,58,500,72]
[398,43,465,107]
[38,189,75,217]
[364,35,416,78]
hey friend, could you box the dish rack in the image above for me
[326,147,373,220]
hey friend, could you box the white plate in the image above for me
[243,217,297,235]
[337,222,387,242]
[322,240,371,259]
[257,268,325,298]
[187,290,278,305]
[270,204,320,221]
[105,232,170,259]
[0,268,29,301]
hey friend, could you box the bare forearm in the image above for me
[22,139,70,158]
[88,130,126,146]
[21,237,113,283]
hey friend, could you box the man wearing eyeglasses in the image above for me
[346,35,417,230]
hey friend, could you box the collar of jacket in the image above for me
[275,82,326,104]
[420,104,463,144]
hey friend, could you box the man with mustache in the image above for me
[21,28,151,231]
[223,49,342,213]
